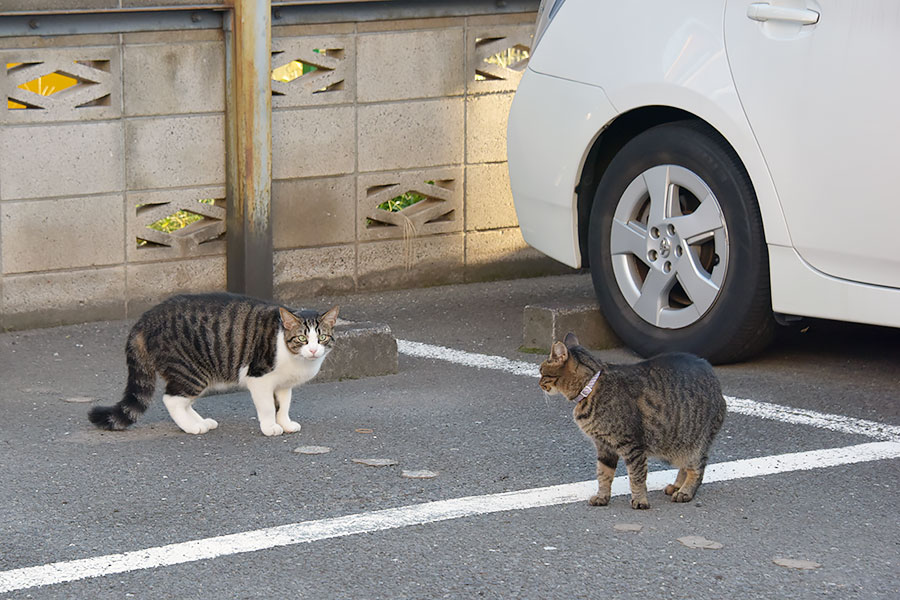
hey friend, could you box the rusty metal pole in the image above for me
[225,0,273,299]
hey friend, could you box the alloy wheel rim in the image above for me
[609,165,729,329]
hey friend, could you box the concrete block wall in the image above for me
[0,10,569,331]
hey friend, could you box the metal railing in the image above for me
[0,1,539,37]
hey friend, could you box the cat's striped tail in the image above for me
[88,331,156,430]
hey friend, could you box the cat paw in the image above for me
[664,484,677,496]
[630,498,650,510]
[279,421,301,433]
[588,494,610,506]
[203,418,218,431]
[260,423,284,437]
[672,491,694,503]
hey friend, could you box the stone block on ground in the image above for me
[522,301,621,353]
[314,319,398,382]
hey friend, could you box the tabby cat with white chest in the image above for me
[540,333,726,509]
[88,293,339,437]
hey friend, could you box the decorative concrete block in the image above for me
[126,187,226,262]
[358,98,464,172]
[466,93,514,164]
[1,195,124,274]
[358,167,463,241]
[125,256,225,315]
[0,47,121,123]
[0,34,118,52]
[1,267,126,330]
[467,24,533,95]
[356,17,464,34]
[273,176,355,249]
[358,233,464,290]
[123,30,223,45]
[273,24,355,38]
[522,301,621,352]
[0,121,124,200]
[272,106,355,179]
[357,28,465,102]
[125,115,225,190]
[124,41,225,116]
[465,162,517,231]
[274,244,356,298]
[272,36,355,108]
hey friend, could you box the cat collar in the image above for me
[576,370,601,401]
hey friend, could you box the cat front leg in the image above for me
[589,444,619,507]
[246,379,283,436]
[274,388,301,433]
[622,446,650,509]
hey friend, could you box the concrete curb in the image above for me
[522,301,621,353]
[316,320,398,383]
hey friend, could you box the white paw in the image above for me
[179,422,205,435]
[203,418,218,430]
[279,421,301,434]
[260,423,284,437]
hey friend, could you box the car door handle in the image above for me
[747,3,820,24]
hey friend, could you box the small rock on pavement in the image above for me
[352,458,398,467]
[677,535,723,550]
[293,446,332,455]
[773,557,821,570]
[63,396,96,403]
[614,523,643,532]
[401,469,438,479]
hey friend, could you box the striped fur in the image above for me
[539,332,725,509]
[88,293,338,436]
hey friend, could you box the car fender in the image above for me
[507,71,618,268]
[528,0,792,249]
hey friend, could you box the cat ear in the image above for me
[319,305,339,328]
[563,332,580,348]
[279,307,301,330]
[550,341,569,362]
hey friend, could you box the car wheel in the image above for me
[588,121,776,363]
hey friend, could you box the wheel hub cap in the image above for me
[609,165,729,329]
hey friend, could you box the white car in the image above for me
[507,0,900,363]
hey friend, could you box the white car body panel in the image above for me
[770,246,900,327]
[508,73,617,268]
[507,0,900,327]
[725,0,900,289]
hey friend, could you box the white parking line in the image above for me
[2,440,899,594]
[396,339,900,441]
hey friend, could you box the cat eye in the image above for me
[318,334,331,343]
[293,335,307,344]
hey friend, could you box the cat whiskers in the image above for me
[541,389,554,408]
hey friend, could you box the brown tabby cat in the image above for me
[539,333,726,509]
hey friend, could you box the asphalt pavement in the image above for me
[1,273,898,599]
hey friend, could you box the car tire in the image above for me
[588,121,776,364]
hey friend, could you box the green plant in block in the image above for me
[137,198,217,247]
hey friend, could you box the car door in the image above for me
[724,0,900,289]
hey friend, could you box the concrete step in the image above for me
[522,301,621,353]
[317,320,398,383]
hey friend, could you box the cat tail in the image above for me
[88,331,156,430]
